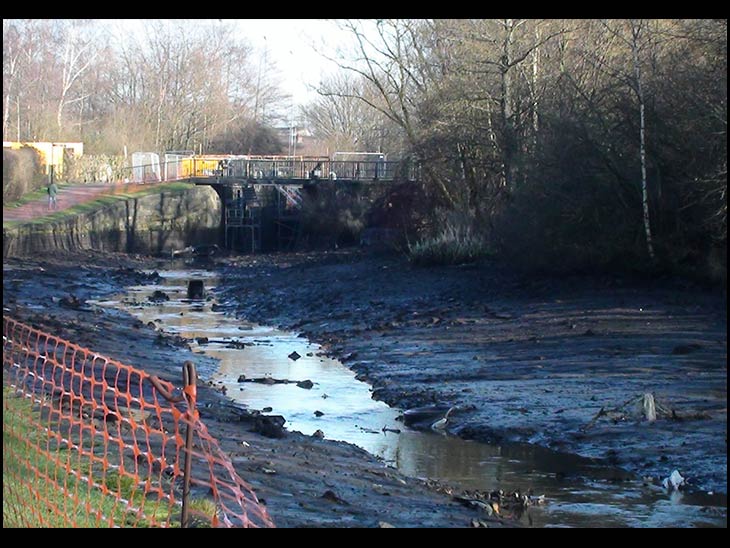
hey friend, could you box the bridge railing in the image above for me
[114,156,422,184]
[224,158,418,182]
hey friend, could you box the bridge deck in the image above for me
[167,157,420,185]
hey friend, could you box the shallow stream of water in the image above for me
[93,269,726,528]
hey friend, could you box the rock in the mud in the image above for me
[321,489,348,505]
[148,290,170,302]
[288,351,301,361]
[252,415,286,438]
[59,294,86,310]
[196,337,209,344]
[402,404,454,428]
[296,379,314,389]
[314,410,324,417]
[671,343,702,355]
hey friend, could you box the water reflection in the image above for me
[93,269,726,528]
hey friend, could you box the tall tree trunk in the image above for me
[500,19,516,192]
[631,20,655,261]
[57,94,66,134]
[4,89,12,141]
[531,23,540,150]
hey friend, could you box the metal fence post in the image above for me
[181,360,197,528]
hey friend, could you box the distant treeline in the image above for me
[3,19,726,282]
[307,20,726,282]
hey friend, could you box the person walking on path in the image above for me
[47,181,59,210]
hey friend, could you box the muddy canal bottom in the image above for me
[94,269,726,528]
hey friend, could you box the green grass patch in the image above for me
[2,386,183,528]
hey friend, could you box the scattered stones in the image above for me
[296,379,314,389]
[312,429,325,439]
[288,351,301,361]
[225,340,250,349]
[314,410,324,417]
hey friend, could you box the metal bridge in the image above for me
[135,154,421,253]
[171,156,420,186]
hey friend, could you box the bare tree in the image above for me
[3,20,22,141]
[303,72,397,154]
[321,19,456,204]
[54,20,101,136]
[595,19,655,261]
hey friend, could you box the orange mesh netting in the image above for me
[3,316,275,528]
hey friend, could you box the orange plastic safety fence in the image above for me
[3,317,275,528]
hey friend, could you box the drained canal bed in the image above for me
[93,268,727,528]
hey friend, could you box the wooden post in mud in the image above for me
[188,280,204,299]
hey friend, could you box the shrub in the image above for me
[408,217,491,266]
[3,146,45,202]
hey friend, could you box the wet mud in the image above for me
[210,250,727,498]
[3,248,726,527]
[2,250,517,528]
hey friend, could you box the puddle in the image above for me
[93,269,727,528]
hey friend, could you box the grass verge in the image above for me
[3,386,182,527]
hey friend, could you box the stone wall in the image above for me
[3,186,221,258]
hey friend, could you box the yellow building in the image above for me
[2,141,84,178]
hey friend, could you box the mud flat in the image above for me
[2,250,515,528]
[3,248,726,527]
[212,250,727,501]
